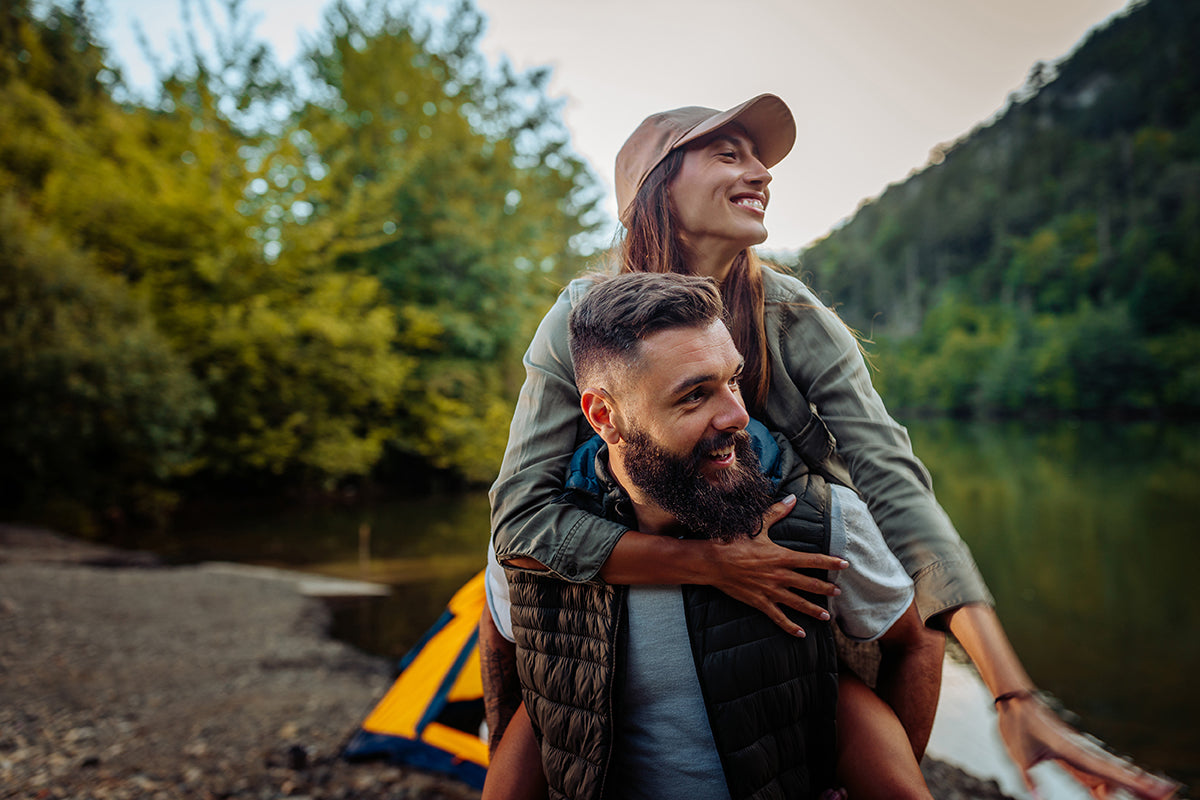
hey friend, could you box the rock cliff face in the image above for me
[0,524,1009,799]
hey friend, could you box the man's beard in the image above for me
[621,426,776,542]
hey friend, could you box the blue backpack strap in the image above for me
[564,434,605,497]
[745,418,783,488]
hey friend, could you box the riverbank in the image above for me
[0,523,1013,799]
[0,524,480,800]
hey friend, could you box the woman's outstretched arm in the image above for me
[947,604,1180,800]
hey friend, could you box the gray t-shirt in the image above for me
[607,585,730,800]
[827,484,914,641]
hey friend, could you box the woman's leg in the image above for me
[836,672,933,800]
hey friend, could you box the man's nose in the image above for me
[713,386,750,433]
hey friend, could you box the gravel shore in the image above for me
[0,524,1009,800]
[0,525,480,800]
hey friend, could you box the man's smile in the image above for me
[706,443,737,467]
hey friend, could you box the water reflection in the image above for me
[150,421,1198,789]
[158,490,492,662]
[906,419,1200,788]
[161,490,492,574]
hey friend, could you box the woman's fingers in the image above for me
[707,500,851,635]
[760,494,796,528]
[998,693,1181,800]
[758,602,810,638]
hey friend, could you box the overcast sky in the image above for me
[97,0,1133,253]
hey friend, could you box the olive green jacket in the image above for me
[489,267,991,624]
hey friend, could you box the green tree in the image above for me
[262,0,602,480]
[794,0,1200,419]
[2,0,604,524]
[0,194,211,527]
[2,0,413,489]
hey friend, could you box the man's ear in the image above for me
[580,388,622,445]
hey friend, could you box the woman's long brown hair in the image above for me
[617,149,772,415]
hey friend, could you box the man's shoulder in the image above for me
[829,485,915,641]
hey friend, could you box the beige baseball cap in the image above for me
[614,93,796,225]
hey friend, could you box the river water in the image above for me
[147,419,1199,790]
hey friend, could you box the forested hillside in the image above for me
[0,0,600,527]
[792,0,1199,417]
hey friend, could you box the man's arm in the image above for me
[873,600,944,760]
[479,608,521,757]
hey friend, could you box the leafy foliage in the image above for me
[0,194,211,527]
[262,0,601,479]
[795,0,1200,417]
[1,0,601,525]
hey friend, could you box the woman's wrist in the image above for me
[674,537,719,584]
[601,531,713,585]
[946,604,1037,699]
[993,688,1053,709]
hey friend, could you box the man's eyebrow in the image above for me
[668,373,719,398]
[667,359,744,398]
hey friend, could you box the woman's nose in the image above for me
[744,157,772,187]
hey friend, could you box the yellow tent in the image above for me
[342,571,489,788]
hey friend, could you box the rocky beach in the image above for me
[0,524,1012,800]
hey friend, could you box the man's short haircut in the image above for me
[569,272,726,392]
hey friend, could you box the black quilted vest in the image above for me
[508,425,839,800]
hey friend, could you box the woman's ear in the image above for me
[580,388,622,445]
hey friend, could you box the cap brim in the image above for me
[674,93,795,169]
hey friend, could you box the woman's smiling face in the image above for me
[668,124,773,271]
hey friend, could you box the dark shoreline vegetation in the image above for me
[3,0,1200,537]
[789,0,1200,423]
[0,0,602,533]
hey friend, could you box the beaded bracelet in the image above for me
[993,689,1037,707]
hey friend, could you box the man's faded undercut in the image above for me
[568,272,726,394]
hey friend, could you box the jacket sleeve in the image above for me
[488,287,629,582]
[769,271,993,625]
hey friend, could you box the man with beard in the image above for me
[483,272,937,800]
[621,415,778,543]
